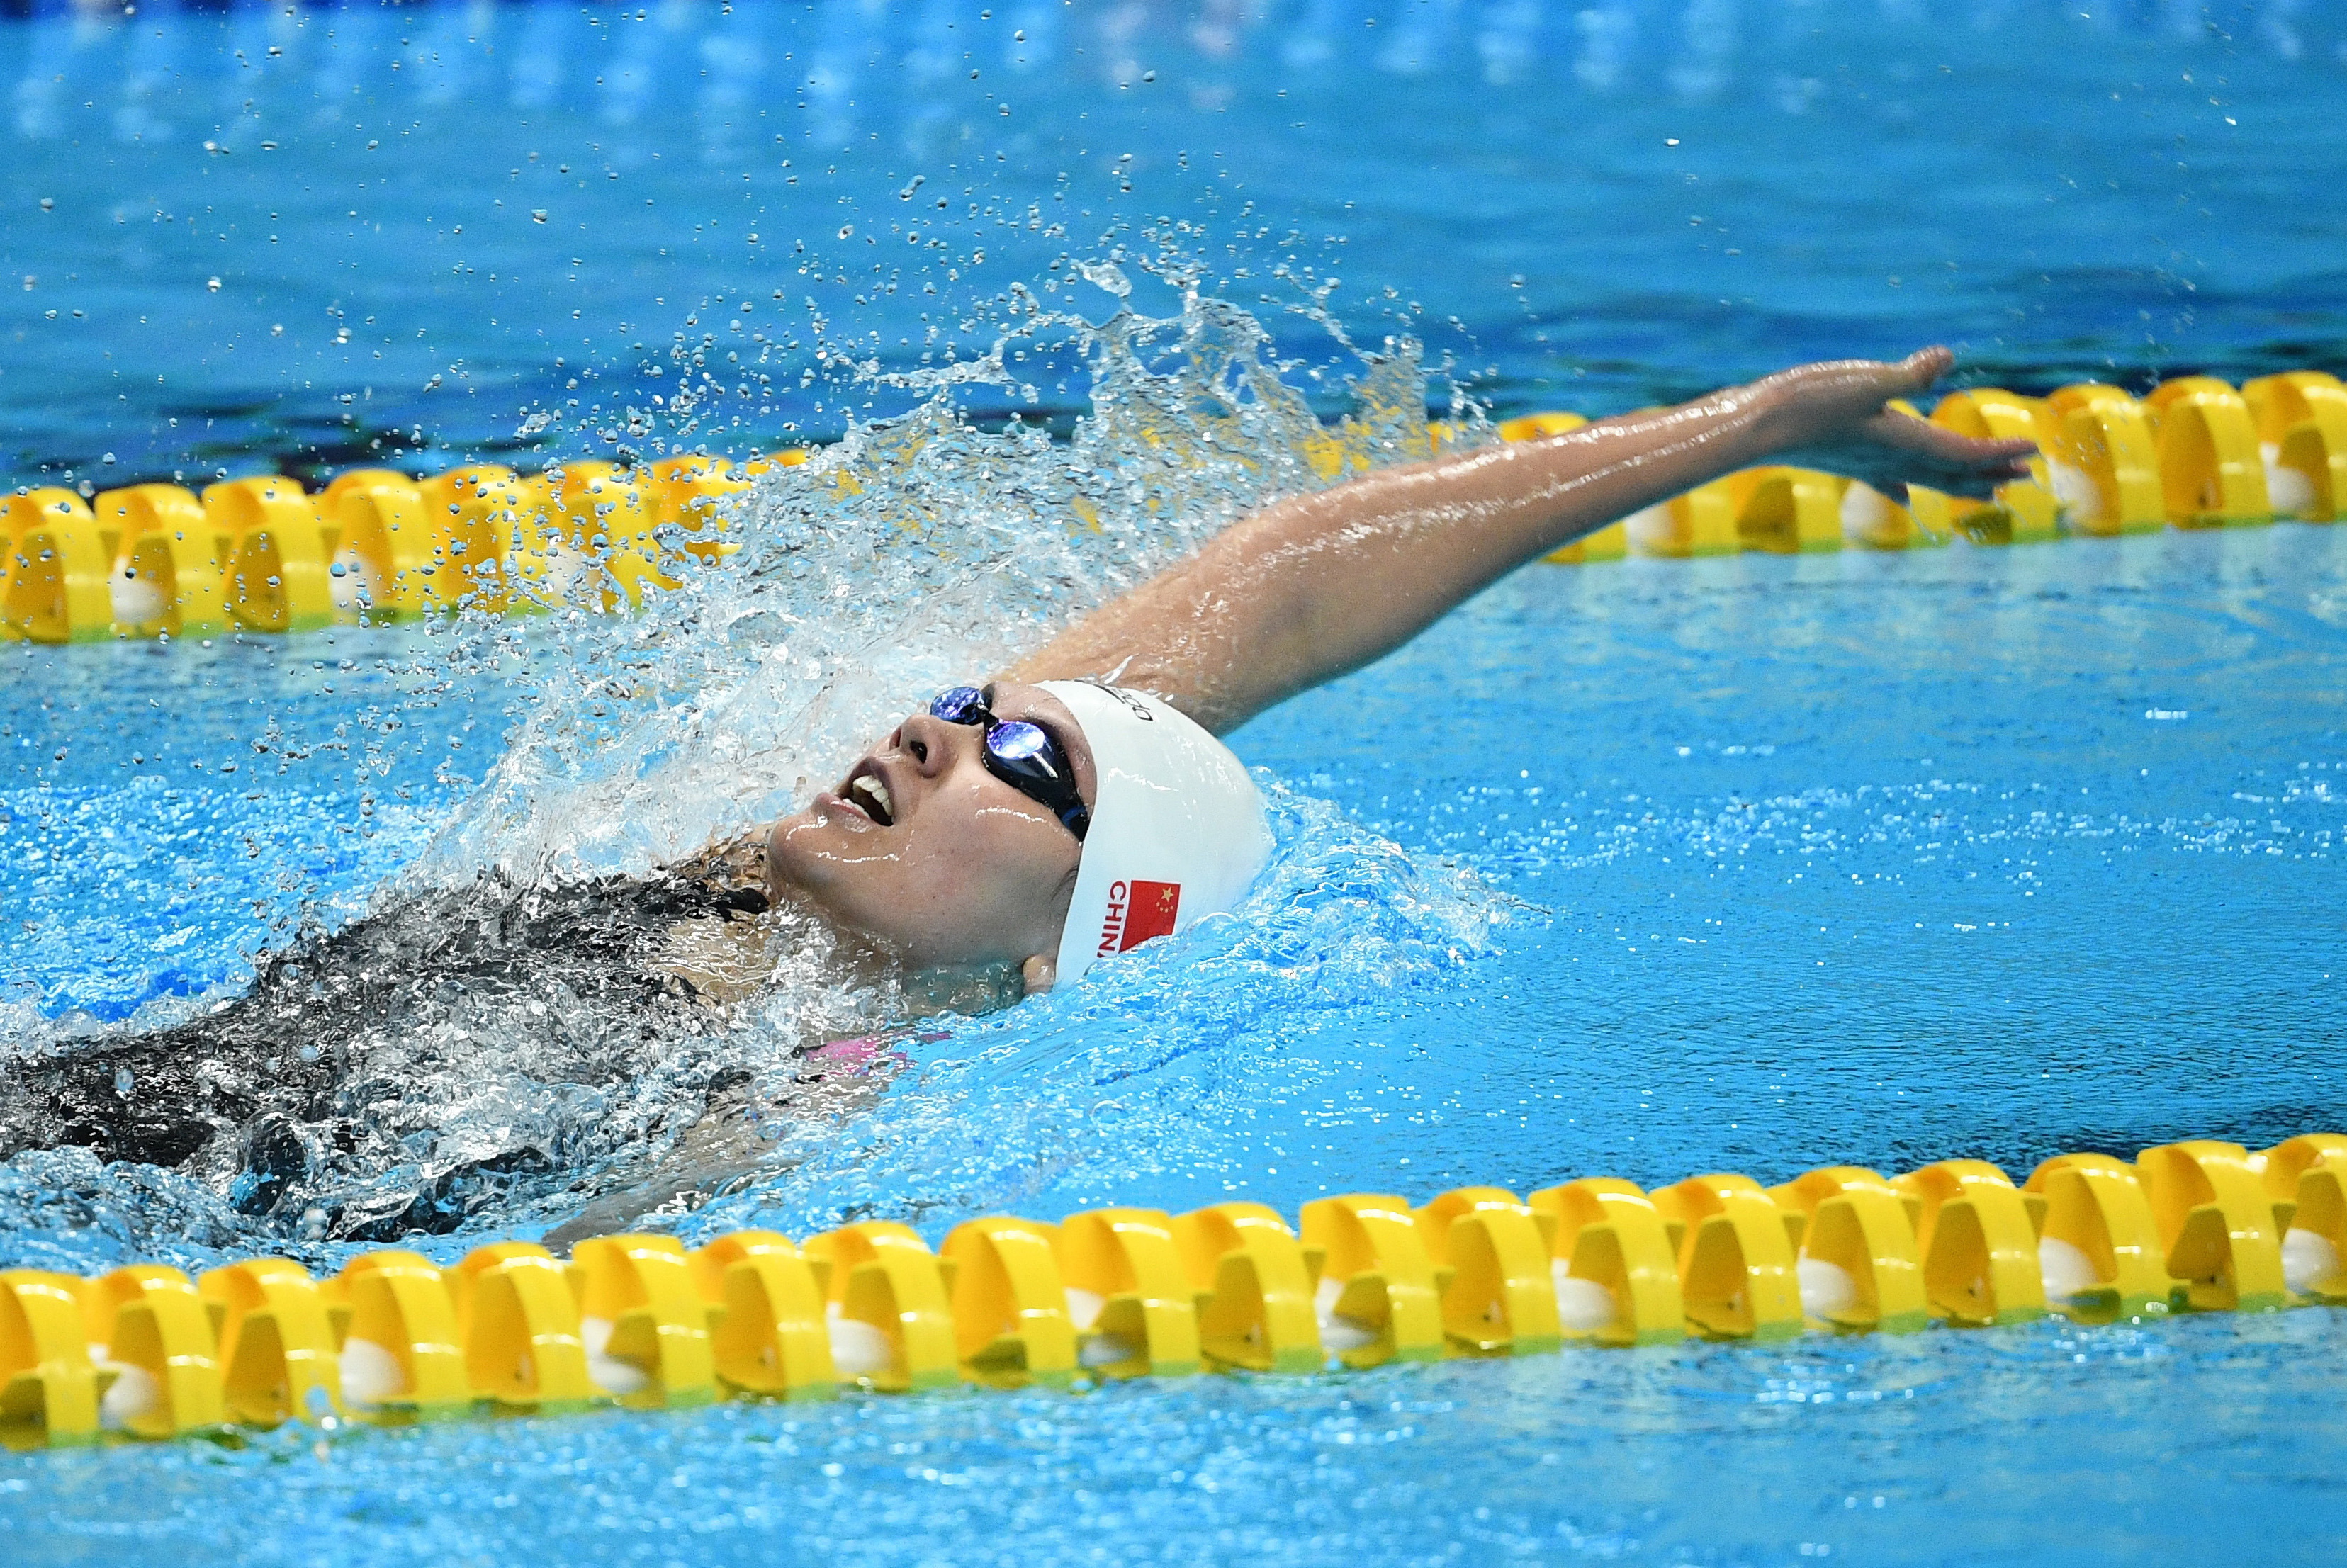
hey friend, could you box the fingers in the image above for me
[1925,459,2036,502]
[1915,432,2037,500]
[1942,432,2039,466]
[1875,407,2036,464]
[1833,406,2037,499]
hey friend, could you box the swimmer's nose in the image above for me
[896,711,969,778]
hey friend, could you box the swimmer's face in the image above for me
[765,681,1096,979]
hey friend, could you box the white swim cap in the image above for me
[1040,681,1272,986]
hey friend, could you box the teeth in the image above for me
[850,774,893,825]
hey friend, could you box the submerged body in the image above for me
[0,854,798,1234]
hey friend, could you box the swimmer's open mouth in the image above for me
[843,762,896,826]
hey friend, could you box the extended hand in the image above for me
[1755,348,2039,501]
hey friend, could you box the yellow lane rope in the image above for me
[3,1134,2341,1449]
[3,372,2339,644]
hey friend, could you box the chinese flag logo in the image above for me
[1119,879,1181,950]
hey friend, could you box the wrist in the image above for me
[1738,369,1821,461]
[1712,373,1806,468]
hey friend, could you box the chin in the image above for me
[762,812,830,897]
[761,820,906,944]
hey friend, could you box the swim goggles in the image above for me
[930,686,1091,842]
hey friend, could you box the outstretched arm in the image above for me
[1012,348,2036,734]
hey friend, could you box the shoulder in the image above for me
[659,833,772,913]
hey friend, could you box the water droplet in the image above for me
[1076,259,1132,298]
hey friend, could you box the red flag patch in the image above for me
[1098,879,1182,956]
[1122,879,1181,949]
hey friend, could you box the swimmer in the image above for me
[0,348,2032,1234]
[753,347,2033,988]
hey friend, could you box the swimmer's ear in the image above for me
[1020,953,1057,996]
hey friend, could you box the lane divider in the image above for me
[2,373,2337,645]
[2,1134,2342,1450]
[1517,368,2339,563]
[0,450,808,645]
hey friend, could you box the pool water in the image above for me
[6,0,2347,1562]
[10,524,2347,1562]
[3,0,2341,485]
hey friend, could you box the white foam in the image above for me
[2037,1235,2100,1302]
[1062,1286,1105,1331]
[2265,444,2317,518]
[328,548,387,611]
[1076,1332,1140,1369]
[1839,481,1898,541]
[1796,1255,1859,1318]
[1621,501,1677,553]
[2047,458,2103,528]
[1550,1259,1617,1333]
[110,567,169,627]
[824,1302,894,1377]
[536,538,592,604]
[1312,1274,1379,1353]
[2283,1227,2341,1295]
[96,1363,161,1431]
[580,1314,651,1395]
[338,1336,408,1407]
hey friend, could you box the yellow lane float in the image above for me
[4,373,2336,645]
[4,1133,2343,1451]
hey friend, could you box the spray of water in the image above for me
[422,251,1453,885]
[0,257,1516,1269]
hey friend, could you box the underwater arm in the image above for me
[1013,347,2034,733]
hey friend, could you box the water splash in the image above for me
[0,262,1512,1267]
[420,259,1458,889]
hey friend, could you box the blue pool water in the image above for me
[7,526,2347,1562]
[3,0,2343,485]
[6,0,2347,1562]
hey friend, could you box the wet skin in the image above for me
[765,679,1100,977]
[762,350,2032,983]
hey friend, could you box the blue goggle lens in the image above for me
[928,687,1088,840]
[930,685,989,725]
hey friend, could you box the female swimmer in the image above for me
[0,349,2032,1235]
[755,347,2031,988]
